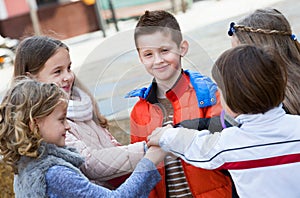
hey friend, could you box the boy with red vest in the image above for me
[126,10,232,197]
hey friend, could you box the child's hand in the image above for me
[144,146,167,166]
[147,125,172,147]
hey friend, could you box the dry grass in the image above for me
[108,118,131,145]
[0,162,14,198]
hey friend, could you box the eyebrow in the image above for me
[52,61,72,70]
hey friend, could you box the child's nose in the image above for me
[63,71,74,82]
[154,53,163,64]
[65,120,71,131]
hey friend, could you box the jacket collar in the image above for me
[145,70,187,104]
[235,104,285,127]
[17,142,84,172]
[126,69,218,107]
[14,143,85,197]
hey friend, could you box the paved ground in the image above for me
[1,0,299,127]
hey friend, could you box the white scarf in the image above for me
[67,87,93,121]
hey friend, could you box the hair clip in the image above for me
[291,34,297,41]
[228,22,236,36]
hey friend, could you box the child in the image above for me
[0,78,166,198]
[227,8,300,115]
[147,45,300,197]
[13,36,146,187]
[126,10,232,197]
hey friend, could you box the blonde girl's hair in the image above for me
[13,36,108,128]
[231,8,300,115]
[0,77,68,174]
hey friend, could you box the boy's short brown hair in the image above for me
[134,10,182,47]
[212,45,287,114]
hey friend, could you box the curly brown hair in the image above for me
[0,77,68,173]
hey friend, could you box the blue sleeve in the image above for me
[46,158,161,198]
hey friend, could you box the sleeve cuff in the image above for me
[159,128,180,152]
[135,158,157,173]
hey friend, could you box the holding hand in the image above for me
[147,125,172,147]
[144,146,167,166]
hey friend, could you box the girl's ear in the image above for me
[25,72,32,77]
[231,35,241,47]
[180,40,189,57]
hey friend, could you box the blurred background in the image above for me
[0,0,192,40]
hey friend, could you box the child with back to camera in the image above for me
[147,44,300,197]
[228,8,300,115]
[0,77,166,198]
[126,10,232,197]
[13,36,148,187]
[179,8,300,142]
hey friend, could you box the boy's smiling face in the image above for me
[137,31,188,86]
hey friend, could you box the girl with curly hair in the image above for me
[0,78,165,198]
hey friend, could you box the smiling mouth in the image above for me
[62,85,70,92]
[154,65,168,70]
